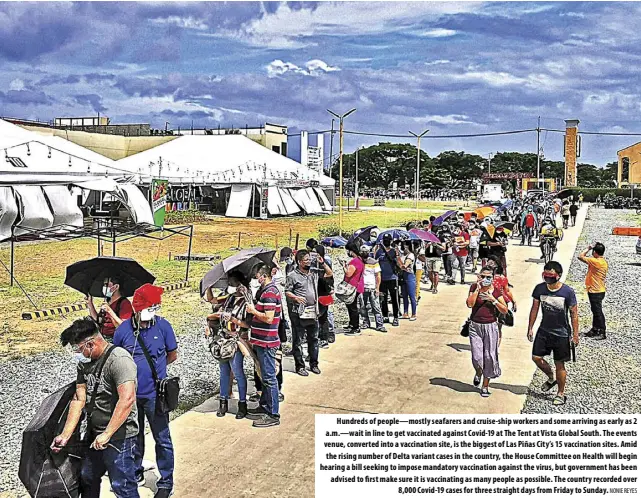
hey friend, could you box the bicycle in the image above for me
[541,235,557,264]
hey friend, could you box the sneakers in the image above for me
[376,327,388,333]
[345,329,361,336]
[480,387,491,398]
[409,316,417,321]
[363,322,372,330]
[473,374,481,387]
[248,392,261,403]
[253,414,281,428]
[319,340,329,349]
[328,335,336,343]
[392,318,400,327]
[310,365,321,375]
[279,392,285,402]
[297,367,309,376]
[383,317,390,324]
[154,488,173,498]
[245,406,267,420]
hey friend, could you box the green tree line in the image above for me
[330,143,618,189]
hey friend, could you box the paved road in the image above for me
[109,206,588,498]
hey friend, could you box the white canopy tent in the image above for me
[115,134,335,217]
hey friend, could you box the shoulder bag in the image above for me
[460,292,494,337]
[135,326,181,415]
[84,345,118,442]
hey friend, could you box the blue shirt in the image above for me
[114,317,178,399]
[376,248,398,281]
[532,283,577,337]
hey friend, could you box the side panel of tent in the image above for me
[313,187,333,212]
[42,186,84,228]
[303,187,324,214]
[278,188,301,215]
[290,188,313,214]
[116,184,155,225]
[225,184,253,218]
[0,187,19,241]
[267,186,287,216]
[13,186,54,236]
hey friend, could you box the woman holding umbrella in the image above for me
[86,276,133,342]
[206,271,251,420]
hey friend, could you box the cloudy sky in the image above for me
[1,1,640,166]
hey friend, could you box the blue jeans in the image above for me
[359,290,384,329]
[401,273,417,316]
[219,349,247,402]
[81,436,139,498]
[255,345,279,417]
[134,396,174,490]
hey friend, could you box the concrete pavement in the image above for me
[111,206,588,498]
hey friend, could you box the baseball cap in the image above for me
[279,247,293,262]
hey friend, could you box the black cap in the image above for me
[279,247,293,262]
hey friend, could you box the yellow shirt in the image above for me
[585,257,608,293]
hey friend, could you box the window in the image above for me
[7,157,27,168]
[281,142,287,156]
[272,145,280,154]
[621,157,630,183]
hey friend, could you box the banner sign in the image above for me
[151,179,169,227]
[482,172,530,180]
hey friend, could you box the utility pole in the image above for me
[536,116,541,189]
[329,118,335,176]
[327,108,357,235]
[355,147,359,209]
[488,153,493,175]
[409,129,429,214]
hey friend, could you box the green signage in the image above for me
[151,179,169,227]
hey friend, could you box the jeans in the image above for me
[134,396,174,490]
[448,254,467,282]
[81,436,139,498]
[442,254,453,279]
[219,349,247,402]
[379,279,399,319]
[588,292,606,332]
[359,290,384,329]
[290,313,319,371]
[346,297,360,330]
[255,345,280,417]
[401,273,417,316]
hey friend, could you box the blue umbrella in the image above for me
[497,200,514,212]
[432,210,457,226]
[321,236,348,248]
[375,229,418,245]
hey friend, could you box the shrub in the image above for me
[559,188,640,202]
[165,209,209,224]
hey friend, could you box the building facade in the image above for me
[617,141,641,186]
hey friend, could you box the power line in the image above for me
[343,128,537,139]
[541,128,641,137]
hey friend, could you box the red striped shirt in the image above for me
[250,283,282,348]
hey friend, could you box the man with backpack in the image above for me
[375,233,403,327]
[113,284,178,497]
[53,317,139,498]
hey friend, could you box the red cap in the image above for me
[132,283,164,312]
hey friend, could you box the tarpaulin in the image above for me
[0,186,19,241]
[42,186,83,228]
[314,187,333,212]
[303,187,324,214]
[225,184,252,218]
[267,186,287,216]
[279,188,301,215]
[115,184,154,225]
[13,185,54,236]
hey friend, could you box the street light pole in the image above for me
[355,147,359,210]
[536,116,541,189]
[488,153,493,174]
[328,108,357,235]
[409,129,429,214]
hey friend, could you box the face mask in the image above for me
[140,308,156,321]
[302,263,311,270]
[543,273,559,284]
[227,286,237,294]
[481,277,493,287]
[74,352,92,364]
[102,285,113,298]
[250,279,260,294]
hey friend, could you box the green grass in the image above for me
[338,198,467,210]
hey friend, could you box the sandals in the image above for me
[553,395,567,406]
[541,379,558,392]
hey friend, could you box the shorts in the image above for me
[532,330,570,362]
[425,258,441,272]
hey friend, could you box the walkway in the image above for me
[111,206,588,498]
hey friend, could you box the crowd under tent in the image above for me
[115,134,335,218]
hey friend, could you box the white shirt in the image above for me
[363,258,381,290]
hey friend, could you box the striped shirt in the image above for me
[249,282,282,348]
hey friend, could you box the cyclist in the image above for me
[539,215,560,262]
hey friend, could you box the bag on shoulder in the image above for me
[208,333,239,362]
[498,309,514,327]
[335,280,357,304]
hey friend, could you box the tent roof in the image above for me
[116,134,335,187]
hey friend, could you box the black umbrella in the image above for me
[200,248,276,296]
[20,382,83,498]
[65,256,156,298]
[348,225,376,244]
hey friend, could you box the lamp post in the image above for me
[409,129,429,214]
[327,108,357,235]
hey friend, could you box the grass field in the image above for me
[338,198,466,210]
[0,204,450,359]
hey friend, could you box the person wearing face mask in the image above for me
[375,233,402,327]
[400,242,418,321]
[205,271,251,417]
[438,223,455,284]
[113,284,177,497]
[53,317,139,498]
[465,267,509,397]
[527,261,579,406]
[285,250,324,375]
[467,222,482,273]
[450,224,470,285]
[87,276,134,342]
[342,242,366,335]
[487,226,509,277]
